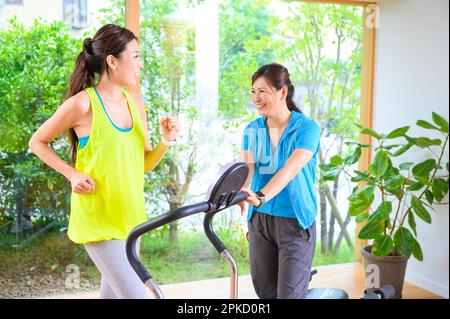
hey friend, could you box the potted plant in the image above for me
[320,112,449,298]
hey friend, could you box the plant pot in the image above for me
[361,245,409,299]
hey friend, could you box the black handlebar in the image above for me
[204,191,248,254]
[126,201,211,283]
[126,189,248,284]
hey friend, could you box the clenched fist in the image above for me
[70,170,95,194]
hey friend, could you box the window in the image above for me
[63,0,87,29]
[5,0,24,5]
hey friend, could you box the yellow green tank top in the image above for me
[68,86,147,244]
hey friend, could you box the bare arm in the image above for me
[242,148,314,207]
[237,150,255,215]
[28,91,95,194]
[260,148,313,201]
[240,150,255,187]
[132,93,179,173]
[131,92,153,153]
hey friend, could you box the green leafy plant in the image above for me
[0,19,78,230]
[320,112,449,261]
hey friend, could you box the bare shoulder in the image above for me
[74,90,91,112]
[64,90,91,114]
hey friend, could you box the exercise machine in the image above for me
[126,160,248,298]
[126,160,394,299]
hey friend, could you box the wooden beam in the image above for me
[354,4,378,262]
[125,0,140,93]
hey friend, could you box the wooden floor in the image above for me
[46,262,442,299]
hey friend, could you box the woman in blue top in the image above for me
[238,63,321,299]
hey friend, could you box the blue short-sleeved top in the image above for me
[241,111,320,229]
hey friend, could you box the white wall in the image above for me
[0,0,109,38]
[373,0,449,298]
[1,0,63,27]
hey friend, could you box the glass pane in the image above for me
[135,0,364,285]
[0,0,365,297]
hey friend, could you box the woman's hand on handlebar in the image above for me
[70,170,95,194]
[237,201,246,216]
[239,187,261,216]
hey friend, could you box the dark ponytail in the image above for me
[251,63,301,113]
[66,24,138,163]
[68,38,96,97]
[286,83,298,113]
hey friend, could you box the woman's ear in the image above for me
[280,85,288,101]
[106,54,118,70]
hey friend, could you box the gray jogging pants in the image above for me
[248,211,316,299]
[84,238,149,299]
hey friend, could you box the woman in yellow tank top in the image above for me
[28,24,181,298]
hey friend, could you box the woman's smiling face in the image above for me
[112,39,143,87]
[251,76,283,117]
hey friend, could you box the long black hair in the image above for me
[66,24,138,163]
[251,63,301,113]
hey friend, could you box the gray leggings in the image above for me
[84,238,149,299]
